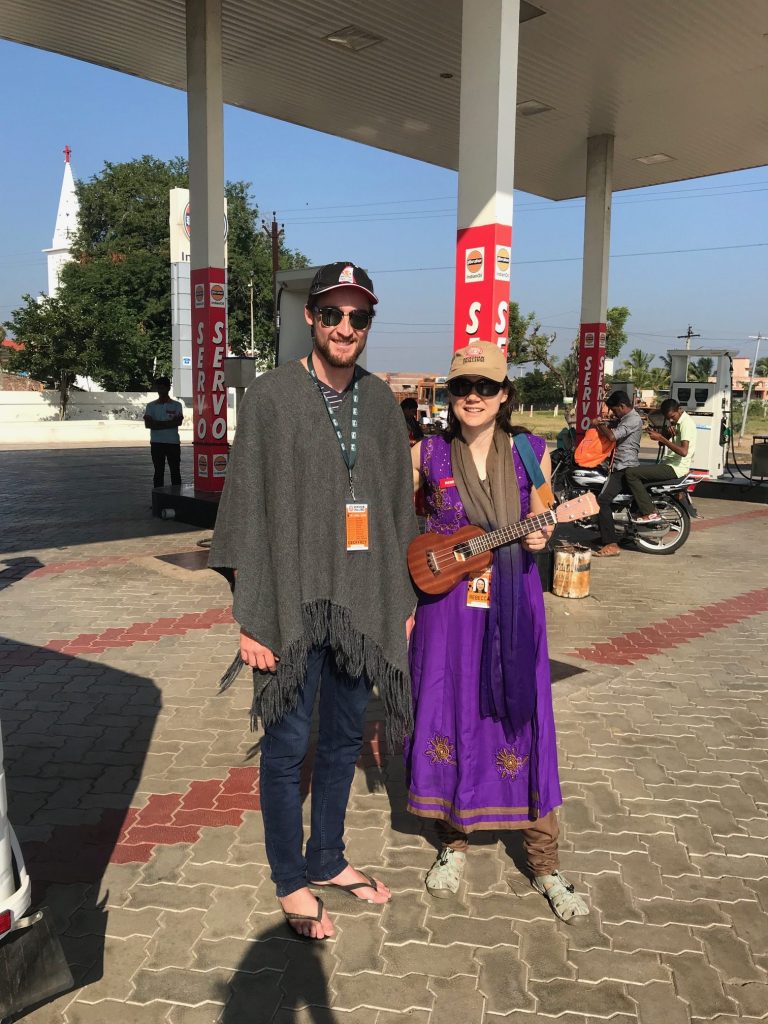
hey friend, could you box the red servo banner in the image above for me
[575,322,607,439]
[191,266,228,492]
[453,223,512,355]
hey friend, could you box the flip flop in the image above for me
[282,896,327,939]
[310,872,387,904]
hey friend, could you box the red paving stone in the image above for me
[27,556,133,578]
[24,549,203,579]
[22,767,262,883]
[21,730,388,886]
[570,586,768,666]
[44,606,233,655]
[691,507,768,531]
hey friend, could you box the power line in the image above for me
[370,240,768,274]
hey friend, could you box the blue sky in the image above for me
[2,39,767,374]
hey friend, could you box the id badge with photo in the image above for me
[466,567,492,609]
[345,503,370,551]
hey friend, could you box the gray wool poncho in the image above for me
[208,359,419,745]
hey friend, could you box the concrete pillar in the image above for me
[186,0,228,491]
[453,0,519,355]
[576,134,614,438]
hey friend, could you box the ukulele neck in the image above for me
[469,509,557,555]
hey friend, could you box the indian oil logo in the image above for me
[495,245,511,282]
[465,247,485,283]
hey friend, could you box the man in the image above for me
[400,396,424,444]
[592,390,643,557]
[556,410,577,452]
[624,398,697,522]
[143,376,183,487]
[209,262,417,941]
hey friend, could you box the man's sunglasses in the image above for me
[447,377,506,398]
[312,306,374,331]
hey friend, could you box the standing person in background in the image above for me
[625,398,697,522]
[591,391,643,558]
[209,262,418,942]
[407,341,589,923]
[401,397,425,444]
[556,410,577,452]
[143,376,183,487]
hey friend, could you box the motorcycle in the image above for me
[551,450,693,555]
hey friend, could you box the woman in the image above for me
[406,341,588,922]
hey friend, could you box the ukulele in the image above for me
[408,493,599,595]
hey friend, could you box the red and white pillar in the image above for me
[576,134,614,439]
[186,0,228,491]
[453,0,519,355]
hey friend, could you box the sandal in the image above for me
[592,544,621,558]
[281,895,327,939]
[310,871,387,904]
[532,871,589,922]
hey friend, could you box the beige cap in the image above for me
[447,341,509,383]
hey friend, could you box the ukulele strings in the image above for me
[427,511,553,570]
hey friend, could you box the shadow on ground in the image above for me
[0,448,199,554]
[0,638,160,1015]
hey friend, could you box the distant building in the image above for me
[42,145,79,297]
[728,357,767,400]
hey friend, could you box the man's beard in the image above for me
[314,333,367,368]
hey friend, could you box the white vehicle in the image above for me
[1,720,72,1020]
[0,726,31,947]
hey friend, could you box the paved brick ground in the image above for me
[1,446,766,1024]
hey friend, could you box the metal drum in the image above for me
[552,542,592,599]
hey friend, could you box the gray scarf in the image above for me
[450,427,520,532]
[209,360,418,746]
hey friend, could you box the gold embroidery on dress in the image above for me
[431,485,447,511]
[495,746,529,780]
[425,734,457,766]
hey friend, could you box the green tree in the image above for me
[507,302,539,364]
[753,356,768,377]
[688,356,714,382]
[647,366,670,391]
[5,295,95,418]
[618,348,655,388]
[515,369,563,407]
[53,155,307,387]
[605,306,631,360]
[507,304,573,398]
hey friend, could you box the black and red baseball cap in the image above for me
[307,262,378,305]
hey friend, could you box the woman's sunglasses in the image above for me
[447,376,506,398]
[312,306,374,331]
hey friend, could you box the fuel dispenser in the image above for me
[667,348,735,479]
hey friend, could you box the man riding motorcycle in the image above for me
[551,395,694,557]
[625,398,697,521]
[591,391,643,558]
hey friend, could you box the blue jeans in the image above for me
[259,644,371,898]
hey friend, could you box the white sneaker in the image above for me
[425,847,466,899]
[532,871,589,922]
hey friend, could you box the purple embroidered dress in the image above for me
[406,434,562,831]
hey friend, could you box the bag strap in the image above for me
[513,433,556,509]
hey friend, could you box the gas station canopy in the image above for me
[2,0,767,200]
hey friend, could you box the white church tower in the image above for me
[43,145,79,297]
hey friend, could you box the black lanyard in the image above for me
[307,352,360,498]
